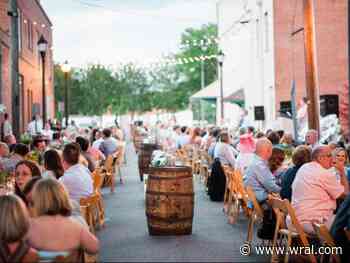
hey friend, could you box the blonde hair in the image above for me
[32,178,72,217]
[0,194,29,243]
[333,147,349,165]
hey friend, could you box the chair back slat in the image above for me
[269,196,317,263]
[91,169,104,193]
[80,193,102,233]
[246,186,264,218]
[104,156,114,173]
[269,196,289,214]
[313,223,336,247]
[313,223,341,263]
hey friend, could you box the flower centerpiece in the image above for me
[26,150,42,165]
[20,133,32,146]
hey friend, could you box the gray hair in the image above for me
[311,145,328,161]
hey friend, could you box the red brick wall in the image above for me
[0,0,54,132]
[273,0,349,133]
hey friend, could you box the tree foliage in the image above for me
[54,23,218,118]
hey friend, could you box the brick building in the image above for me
[0,0,54,132]
[218,0,349,133]
[274,0,349,134]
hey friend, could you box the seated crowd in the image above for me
[155,123,350,261]
[0,125,123,262]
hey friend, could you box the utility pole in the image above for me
[9,0,20,138]
[303,0,320,134]
[64,71,69,127]
[348,0,350,134]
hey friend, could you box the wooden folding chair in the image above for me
[245,186,264,248]
[191,147,201,176]
[198,150,207,183]
[102,155,116,192]
[80,205,94,234]
[91,169,104,194]
[91,170,105,228]
[115,144,126,183]
[223,165,233,214]
[80,193,104,232]
[183,144,195,167]
[227,170,251,224]
[269,196,317,263]
[312,223,341,263]
[201,151,213,187]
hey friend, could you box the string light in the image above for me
[114,53,218,71]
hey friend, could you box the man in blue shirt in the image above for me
[243,138,281,202]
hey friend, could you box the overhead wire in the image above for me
[70,0,213,23]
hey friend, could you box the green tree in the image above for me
[175,23,218,118]
[177,23,218,94]
[53,24,219,118]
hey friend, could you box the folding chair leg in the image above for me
[110,173,115,193]
[271,215,281,263]
[97,197,105,228]
[284,232,292,263]
[227,199,237,225]
[119,167,123,184]
[246,215,255,245]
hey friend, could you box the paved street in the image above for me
[97,142,268,262]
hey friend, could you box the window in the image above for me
[264,12,269,52]
[27,20,33,51]
[28,89,33,121]
[19,75,25,129]
[17,9,22,52]
[37,30,41,68]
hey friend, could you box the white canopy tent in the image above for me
[190,81,242,126]
[190,81,220,100]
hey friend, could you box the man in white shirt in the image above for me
[59,143,93,202]
[176,126,190,149]
[297,97,308,133]
[2,113,12,137]
[92,130,104,149]
[290,145,348,234]
[27,115,43,136]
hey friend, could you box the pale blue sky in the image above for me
[41,0,217,67]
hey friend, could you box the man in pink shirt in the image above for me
[290,145,349,234]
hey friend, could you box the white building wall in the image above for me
[217,0,249,126]
[217,0,276,130]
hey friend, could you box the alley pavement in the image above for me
[97,142,267,262]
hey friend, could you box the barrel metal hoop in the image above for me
[148,175,192,180]
[146,213,193,223]
[146,191,194,197]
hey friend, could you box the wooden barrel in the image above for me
[138,143,160,181]
[146,166,194,235]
